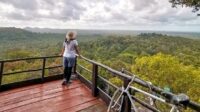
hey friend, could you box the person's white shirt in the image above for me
[63,40,78,58]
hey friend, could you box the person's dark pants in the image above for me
[64,67,73,82]
[63,57,75,83]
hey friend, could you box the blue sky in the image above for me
[0,0,199,32]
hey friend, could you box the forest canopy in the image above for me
[0,28,200,109]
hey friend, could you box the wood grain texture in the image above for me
[0,80,107,112]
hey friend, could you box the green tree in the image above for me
[131,53,200,103]
[169,0,200,14]
[4,49,34,59]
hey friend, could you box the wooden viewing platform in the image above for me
[0,79,107,112]
[0,55,200,112]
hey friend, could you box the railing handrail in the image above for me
[0,55,62,63]
[81,55,163,93]
[81,55,131,79]
[79,55,200,111]
[0,55,63,89]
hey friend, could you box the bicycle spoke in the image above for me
[112,90,124,108]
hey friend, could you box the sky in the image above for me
[0,0,199,32]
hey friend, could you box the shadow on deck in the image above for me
[0,79,107,112]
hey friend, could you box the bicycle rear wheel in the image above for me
[107,88,124,112]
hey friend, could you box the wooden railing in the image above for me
[77,55,200,112]
[0,56,64,90]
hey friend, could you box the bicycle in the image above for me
[107,75,138,112]
[107,75,189,112]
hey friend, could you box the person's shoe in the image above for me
[69,80,73,83]
[66,80,72,86]
[62,81,66,85]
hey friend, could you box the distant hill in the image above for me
[24,27,67,34]
[24,27,137,36]
[80,34,200,67]
[0,27,65,39]
[0,27,199,39]
[0,27,65,59]
[0,27,34,39]
[0,27,102,59]
[24,27,200,39]
[0,27,29,33]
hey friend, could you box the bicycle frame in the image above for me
[107,76,138,112]
[107,75,182,112]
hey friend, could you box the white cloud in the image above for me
[0,0,199,31]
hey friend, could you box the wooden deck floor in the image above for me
[0,80,107,112]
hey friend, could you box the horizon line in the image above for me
[0,26,200,33]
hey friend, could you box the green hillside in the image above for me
[0,28,101,59]
[80,34,200,68]
[78,34,200,108]
[0,28,64,59]
[0,28,199,109]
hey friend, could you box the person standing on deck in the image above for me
[60,31,80,85]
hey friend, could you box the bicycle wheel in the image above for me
[107,88,124,112]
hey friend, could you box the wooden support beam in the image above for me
[41,58,46,82]
[92,64,98,97]
[0,62,4,87]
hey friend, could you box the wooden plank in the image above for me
[77,72,92,89]
[64,99,102,112]
[0,74,76,95]
[78,103,108,112]
[5,86,94,112]
[0,79,107,112]
[0,80,61,96]
[0,75,64,91]
[0,82,83,107]
[34,95,97,112]
[0,86,90,112]
[0,79,80,96]
[0,80,81,101]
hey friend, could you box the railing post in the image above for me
[121,68,132,112]
[92,64,98,97]
[0,62,4,88]
[41,58,46,82]
[73,56,77,74]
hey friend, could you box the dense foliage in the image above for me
[132,53,200,102]
[0,28,200,111]
[0,27,101,59]
[80,34,200,68]
[78,34,200,108]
